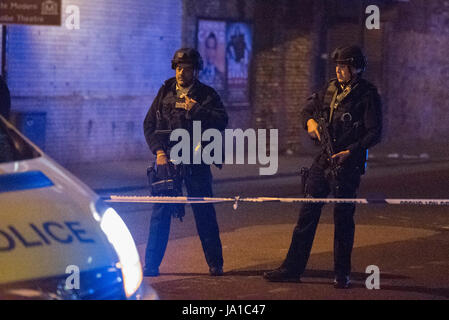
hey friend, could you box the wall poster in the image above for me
[197,19,252,108]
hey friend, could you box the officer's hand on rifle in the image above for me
[332,150,351,164]
[156,150,171,181]
[156,150,169,166]
[155,149,177,184]
[307,118,321,141]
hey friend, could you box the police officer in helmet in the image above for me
[264,46,382,288]
[143,48,228,277]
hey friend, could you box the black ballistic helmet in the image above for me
[332,46,367,72]
[171,48,203,71]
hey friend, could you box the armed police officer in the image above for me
[264,46,382,288]
[143,48,228,277]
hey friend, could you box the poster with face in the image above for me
[197,20,227,94]
[226,22,252,107]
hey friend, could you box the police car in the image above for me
[0,116,157,300]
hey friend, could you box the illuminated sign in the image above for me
[0,0,62,26]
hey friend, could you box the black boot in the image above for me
[333,276,351,289]
[209,267,224,276]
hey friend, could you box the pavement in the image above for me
[64,150,449,196]
[65,155,312,195]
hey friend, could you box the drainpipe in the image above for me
[1,25,7,81]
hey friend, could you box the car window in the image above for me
[0,117,41,163]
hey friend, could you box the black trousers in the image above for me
[0,131,14,163]
[281,162,361,279]
[144,165,223,271]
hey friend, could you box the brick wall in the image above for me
[5,0,447,163]
[382,0,449,154]
[6,0,182,163]
[182,0,449,157]
[183,0,320,154]
[324,0,449,155]
[182,0,256,131]
[251,0,324,154]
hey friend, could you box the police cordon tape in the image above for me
[105,195,449,210]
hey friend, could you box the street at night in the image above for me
[1,0,448,304]
[82,156,449,300]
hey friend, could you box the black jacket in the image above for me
[143,77,228,155]
[0,76,11,119]
[302,78,382,173]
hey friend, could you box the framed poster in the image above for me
[197,19,252,108]
[197,19,227,97]
[226,22,252,107]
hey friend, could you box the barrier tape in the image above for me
[106,195,449,210]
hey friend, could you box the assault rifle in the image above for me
[310,93,342,182]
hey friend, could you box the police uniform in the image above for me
[264,46,382,287]
[143,58,228,276]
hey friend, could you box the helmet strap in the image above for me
[193,68,199,79]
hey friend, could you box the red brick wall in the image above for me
[183,0,320,153]
[182,0,256,131]
[324,0,449,156]
[382,0,449,155]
